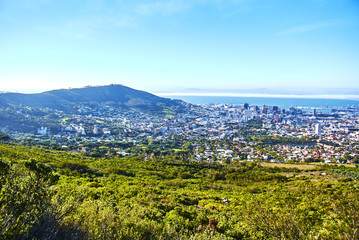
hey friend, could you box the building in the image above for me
[315,123,322,137]
[273,106,279,113]
[37,127,48,135]
[262,105,268,114]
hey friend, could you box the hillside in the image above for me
[1,144,359,239]
[0,84,187,114]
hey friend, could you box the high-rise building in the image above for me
[262,105,268,114]
[273,106,278,113]
[289,107,297,115]
[315,123,321,137]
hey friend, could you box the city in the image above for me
[1,0,359,238]
[5,101,359,165]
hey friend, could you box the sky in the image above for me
[0,0,359,98]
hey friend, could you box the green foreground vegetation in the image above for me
[1,144,359,239]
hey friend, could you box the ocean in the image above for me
[163,96,359,110]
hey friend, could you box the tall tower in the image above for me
[315,123,321,137]
[262,105,268,114]
[273,106,278,113]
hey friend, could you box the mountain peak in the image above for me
[0,84,188,115]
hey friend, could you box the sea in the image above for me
[162,95,359,111]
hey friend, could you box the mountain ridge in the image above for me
[0,84,188,114]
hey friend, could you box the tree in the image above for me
[0,158,59,239]
[0,134,10,143]
[343,153,352,162]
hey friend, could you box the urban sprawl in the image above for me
[10,103,359,164]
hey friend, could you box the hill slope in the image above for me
[0,85,187,114]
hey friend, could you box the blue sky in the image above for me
[0,0,358,97]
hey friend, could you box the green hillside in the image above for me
[0,85,187,114]
[1,144,359,239]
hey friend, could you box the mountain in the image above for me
[0,85,188,114]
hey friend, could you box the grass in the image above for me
[311,162,357,168]
[260,162,318,170]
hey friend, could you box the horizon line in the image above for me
[156,92,359,101]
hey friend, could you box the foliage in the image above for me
[0,85,188,116]
[0,158,61,239]
[1,144,359,239]
[0,133,10,143]
[249,135,316,145]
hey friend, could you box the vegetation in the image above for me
[0,133,10,143]
[0,107,61,134]
[0,85,188,115]
[248,135,316,146]
[1,143,359,239]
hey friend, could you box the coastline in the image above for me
[157,94,359,109]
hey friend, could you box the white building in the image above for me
[37,127,48,135]
[103,128,111,135]
[315,123,322,137]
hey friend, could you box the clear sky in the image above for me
[0,0,358,97]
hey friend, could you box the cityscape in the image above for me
[1,0,359,238]
[5,99,359,164]
[2,86,359,239]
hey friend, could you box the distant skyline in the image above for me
[1,0,358,98]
